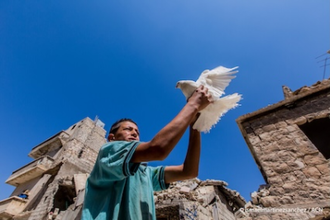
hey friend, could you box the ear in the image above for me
[107,133,115,142]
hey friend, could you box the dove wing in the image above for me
[193,93,241,132]
[196,66,238,97]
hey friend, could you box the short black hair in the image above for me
[109,118,138,135]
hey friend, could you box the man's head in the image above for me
[107,118,140,142]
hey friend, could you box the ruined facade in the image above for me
[236,79,330,220]
[0,117,107,220]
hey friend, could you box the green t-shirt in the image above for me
[82,141,169,220]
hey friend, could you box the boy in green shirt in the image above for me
[82,85,212,220]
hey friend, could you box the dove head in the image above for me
[176,80,199,99]
[175,81,183,89]
[176,80,193,89]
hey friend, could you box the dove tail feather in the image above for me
[193,93,242,133]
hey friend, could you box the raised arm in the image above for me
[130,85,211,163]
[163,124,201,183]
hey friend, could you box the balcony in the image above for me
[29,131,69,159]
[0,196,27,219]
[6,156,54,186]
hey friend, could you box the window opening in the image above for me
[299,117,330,159]
[53,185,76,211]
[78,150,83,158]
[47,145,62,157]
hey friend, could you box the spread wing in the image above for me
[193,93,241,132]
[196,66,238,97]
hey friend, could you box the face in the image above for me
[110,121,140,142]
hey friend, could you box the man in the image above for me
[82,85,212,220]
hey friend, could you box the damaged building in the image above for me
[236,79,330,220]
[0,117,107,220]
[1,78,329,220]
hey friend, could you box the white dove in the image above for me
[176,66,241,133]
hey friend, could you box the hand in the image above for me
[187,85,213,112]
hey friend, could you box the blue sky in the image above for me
[0,1,329,202]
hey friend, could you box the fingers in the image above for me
[198,85,207,92]
[202,85,208,93]
[188,85,207,101]
[196,85,208,94]
[196,85,212,101]
[187,85,213,111]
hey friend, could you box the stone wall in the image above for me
[3,117,107,220]
[236,79,330,220]
[28,118,106,220]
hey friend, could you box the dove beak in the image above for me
[175,82,180,88]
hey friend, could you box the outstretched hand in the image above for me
[187,85,213,112]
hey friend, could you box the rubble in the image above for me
[155,178,246,219]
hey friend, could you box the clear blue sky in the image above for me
[0,1,329,202]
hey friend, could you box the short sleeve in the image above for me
[89,141,141,185]
[147,166,170,192]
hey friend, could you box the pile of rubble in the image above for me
[154,178,246,219]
